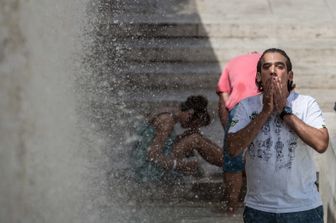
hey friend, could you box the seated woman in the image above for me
[131,95,223,182]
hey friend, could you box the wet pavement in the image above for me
[132,200,243,223]
[126,179,244,223]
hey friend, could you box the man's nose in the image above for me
[270,66,276,75]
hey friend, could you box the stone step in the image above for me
[194,0,336,21]
[294,66,336,89]
[110,0,159,14]
[110,0,199,16]
[122,62,336,90]
[107,16,336,39]
[116,37,336,64]
[128,0,336,20]
[110,0,336,25]
[125,88,336,112]
[122,62,221,90]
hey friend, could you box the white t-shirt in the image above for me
[229,91,326,213]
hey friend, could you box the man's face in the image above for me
[258,52,293,92]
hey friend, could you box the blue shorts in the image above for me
[223,105,245,173]
[243,206,324,223]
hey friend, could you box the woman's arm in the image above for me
[147,114,175,170]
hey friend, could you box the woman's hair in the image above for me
[180,95,211,127]
[256,48,296,92]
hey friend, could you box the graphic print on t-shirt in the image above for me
[261,119,270,135]
[247,114,298,171]
[274,116,282,134]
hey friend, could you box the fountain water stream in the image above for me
[0,1,135,222]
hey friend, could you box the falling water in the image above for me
[0,0,224,222]
[0,0,134,222]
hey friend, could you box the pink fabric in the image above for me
[216,53,261,111]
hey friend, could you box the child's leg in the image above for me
[224,171,243,215]
[223,150,245,215]
[172,132,223,167]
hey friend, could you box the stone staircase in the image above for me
[108,0,336,113]
[105,0,336,203]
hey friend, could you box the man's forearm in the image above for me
[227,110,271,156]
[283,114,329,153]
[218,93,230,128]
[218,100,229,128]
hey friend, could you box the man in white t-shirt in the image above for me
[226,48,329,223]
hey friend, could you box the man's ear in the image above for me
[256,72,261,82]
[288,71,293,81]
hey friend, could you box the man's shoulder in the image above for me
[290,91,316,103]
[290,92,321,115]
[235,94,262,114]
[240,93,261,105]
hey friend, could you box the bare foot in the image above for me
[225,206,236,217]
